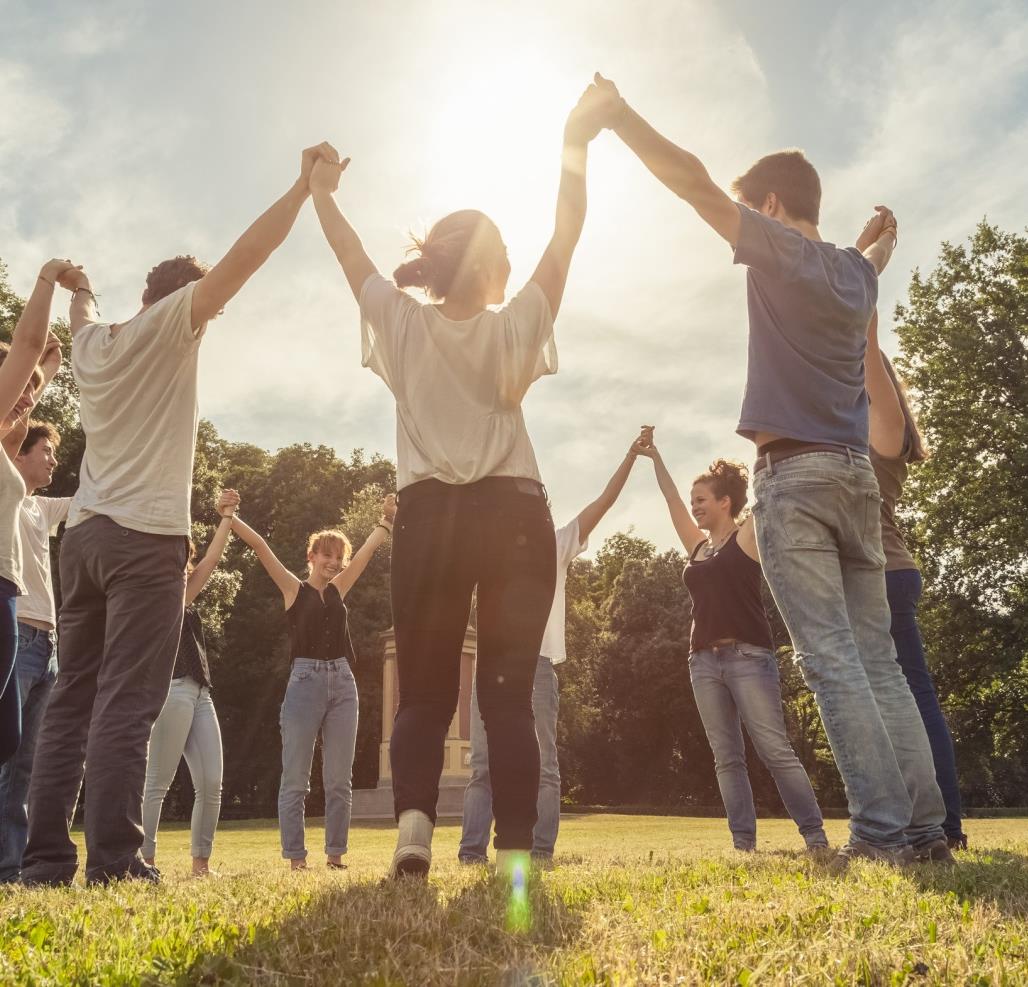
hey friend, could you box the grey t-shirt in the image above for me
[732,203,878,454]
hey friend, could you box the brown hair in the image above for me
[142,255,209,305]
[882,354,928,462]
[394,210,502,301]
[306,529,352,574]
[693,459,749,518]
[0,342,44,397]
[730,149,821,225]
[18,420,60,456]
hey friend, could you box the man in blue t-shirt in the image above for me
[585,73,948,866]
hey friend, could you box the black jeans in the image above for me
[389,476,556,850]
[21,516,187,884]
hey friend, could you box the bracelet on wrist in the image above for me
[38,275,55,288]
[376,522,393,535]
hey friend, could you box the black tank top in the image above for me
[172,606,212,687]
[287,582,355,662]
[682,531,774,653]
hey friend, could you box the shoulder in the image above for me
[502,281,552,322]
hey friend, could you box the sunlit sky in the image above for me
[2,0,1026,553]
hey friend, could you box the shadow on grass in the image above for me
[187,870,582,986]
[905,848,1028,918]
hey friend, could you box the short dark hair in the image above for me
[143,255,209,305]
[19,421,61,456]
[730,149,821,225]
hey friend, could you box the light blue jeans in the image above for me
[278,657,358,860]
[142,676,223,860]
[690,643,826,850]
[0,624,56,881]
[459,655,560,860]
[752,451,945,850]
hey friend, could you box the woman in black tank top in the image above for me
[230,494,396,871]
[634,430,827,853]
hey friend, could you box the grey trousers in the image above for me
[21,515,187,884]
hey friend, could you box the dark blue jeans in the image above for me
[0,579,20,765]
[885,568,964,841]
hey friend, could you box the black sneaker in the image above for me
[912,839,957,865]
[947,834,968,851]
[86,860,161,887]
[829,841,914,871]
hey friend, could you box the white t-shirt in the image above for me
[17,495,72,628]
[69,282,206,536]
[0,453,27,594]
[360,274,557,489]
[539,518,588,665]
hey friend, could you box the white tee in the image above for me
[17,495,72,628]
[69,282,206,536]
[539,518,588,665]
[360,274,556,489]
[0,453,27,594]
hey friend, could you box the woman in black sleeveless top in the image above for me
[635,431,827,852]
[230,494,395,870]
[143,489,239,877]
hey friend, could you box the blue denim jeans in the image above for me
[459,655,560,860]
[0,581,20,765]
[886,568,964,841]
[0,624,56,881]
[142,676,223,860]
[278,658,358,860]
[689,642,826,850]
[752,451,945,850]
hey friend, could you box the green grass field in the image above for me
[2,815,1026,985]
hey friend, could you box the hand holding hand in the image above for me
[299,141,341,187]
[856,205,898,252]
[632,425,657,458]
[565,72,625,144]
[39,259,81,286]
[381,493,397,523]
[217,488,241,517]
[58,266,91,292]
[309,156,350,195]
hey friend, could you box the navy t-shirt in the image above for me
[732,203,878,454]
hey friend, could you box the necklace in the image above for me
[702,528,737,558]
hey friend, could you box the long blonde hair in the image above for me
[882,354,928,463]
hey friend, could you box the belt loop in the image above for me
[765,452,774,476]
[846,447,853,465]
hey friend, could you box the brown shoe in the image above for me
[913,839,956,865]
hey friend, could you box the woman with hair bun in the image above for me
[866,312,965,851]
[305,80,618,880]
[635,428,828,853]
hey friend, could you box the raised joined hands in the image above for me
[217,488,241,518]
[565,72,626,144]
[856,205,898,252]
[381,493,397,523]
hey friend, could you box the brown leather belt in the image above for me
[753,439,855,473]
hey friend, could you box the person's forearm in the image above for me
[614,107,712,203]
[203,515,234,565]
[576,451,635,538]
[69,285,98,331]
[16,278,56,353]
[651,451,685,506]
[333,525,388,597]
[553,135,588,250]
[864,232,897,275]
[229,181,309,269]
[229,515,264,551]
[312,191,364,263]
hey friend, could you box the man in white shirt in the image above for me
[0,422,70,883]
[459,436,642,864]
[22,143,338,887]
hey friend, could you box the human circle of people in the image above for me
[0,74,964,887]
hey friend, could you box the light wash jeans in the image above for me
[278,657,358,860]
[0,624,56,881]
[690,642,827,850]
[142,676,223,860]
[751,451,945,850]
[459,655,560,860]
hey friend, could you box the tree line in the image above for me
[0,219,1023,816]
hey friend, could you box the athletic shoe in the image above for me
[87,859,162,887]
[947,833,969,851]
[390,809,433,879]
[806,844,836,864]
[828,841,914,871]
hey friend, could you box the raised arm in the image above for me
[864,310,907,458]
[330,495,396,598]
[0,261,77,424]
[309,155,380,302]
[635,435,707,556]
[574,440,640,541]
[856,205,898,275]
[230,515,302,607]
[527,84,612,317]
[185,490,239,605]
[595,74,741,246]
[190,143,335,330]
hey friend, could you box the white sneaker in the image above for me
[390,810,433,879]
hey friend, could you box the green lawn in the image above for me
[2,815,1027,985]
